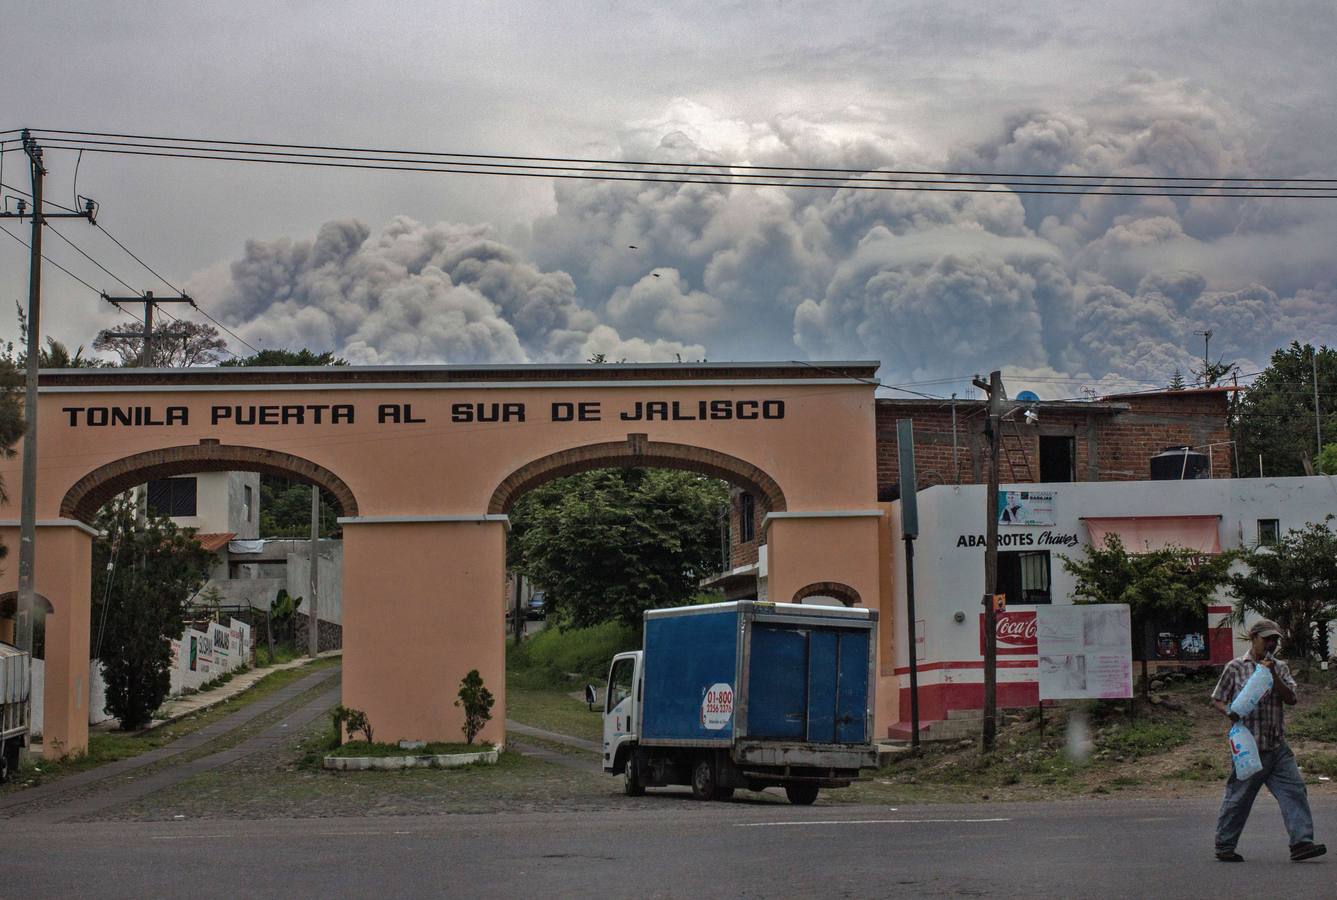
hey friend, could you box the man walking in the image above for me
[1210,618,1325,862]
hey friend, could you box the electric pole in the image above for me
[101,291,195,367]
[1195,330,1213,386]
[308,485,320,658]
[0,130,97,655]
[972,370,1005,752]
[1313,346,1323,457]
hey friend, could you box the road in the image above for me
[8,794,1333,897]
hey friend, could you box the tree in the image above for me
[1062,535,1234,658]
[0,356,23,508]
[1192,358,1238,389]
[1168,368,1186,391]
[260,480,341,538]
[220,348,348,367]
[508,468,729,628]
[1317,442,1337,476]
[93,320,228,367]
[91,498,215,729]
[1229,521,1337,666]
[1237,342,1337,477]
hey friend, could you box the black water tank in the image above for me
[1150,445,1210,480]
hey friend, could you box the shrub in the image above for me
[331,705,373,744]
[456,670,495,745]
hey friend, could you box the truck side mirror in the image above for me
[585,684,597,710]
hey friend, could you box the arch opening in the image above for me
[60,443,359,525]
[792,581,862,608]
[489,438,786,516]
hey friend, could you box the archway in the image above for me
[792,581,862,608]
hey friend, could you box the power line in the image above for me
[31,141,1337,200]
[30,128,1337,184]
[0,223,102,295]
[93,222,182,293]
[45,223,138,293]
[0,179,81,213]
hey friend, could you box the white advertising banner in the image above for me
[1036,603,1133,700]
[997,490,1056,526]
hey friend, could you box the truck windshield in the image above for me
[607,658,635,712]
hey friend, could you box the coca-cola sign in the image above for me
[979,611,1038,656]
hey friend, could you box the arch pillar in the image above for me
[339,516,508,746]
[762,511,883,614]
[0,521,94,759]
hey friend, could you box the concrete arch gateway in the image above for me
[1,362,884,756]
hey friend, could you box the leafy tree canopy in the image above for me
[508,468,729,628]
[91,499,215,729]
[93,320,228,368]
[1237,342,1337,477]
[1229,521,1337,665]
[220,348,348,367]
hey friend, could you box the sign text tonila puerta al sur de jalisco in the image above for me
[59,398,788,428]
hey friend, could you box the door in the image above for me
[835,630,869,743]
[806,631,839,742]
[603,655,637,767]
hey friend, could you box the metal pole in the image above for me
[513,573,524,646]
[1313,346,1323,456]
[15,135,45,656]
[951,394,959,484]
[141,292,154,368]
[308,484,319,657]
[983,371,1003,752]
[904,534,920,749]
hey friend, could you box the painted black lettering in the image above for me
[235,406,256,425]
[552,402,574,422]
[709,400,733,419]
[332,405,354,424]
[620,402,644,421]
[258,406,279,425]
[671,401,696,421]
[379,404,402,424]
[405,403,427,423]
[762,400,785,419]
[111,407,133,426]
[645,401,669,421]
[166,407,188,426]
[212,406,232,425]
[308,405,327,425]
[577,402,600,422]
[282,405,305,425]
[452,402,474,423]
[63,407,82,426]
[736,400,759,420]
[502,403,525,423]
[477,403,500,423]
[89,408,109,427]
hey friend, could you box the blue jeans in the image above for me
[1215,741,1315,853]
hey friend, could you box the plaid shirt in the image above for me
[1210,654,1297,752]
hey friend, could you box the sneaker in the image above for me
[1290,842,1326,862]
[1215,851,1244,862]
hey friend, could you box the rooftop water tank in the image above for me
[1150,445,1210,480]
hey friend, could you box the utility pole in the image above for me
[0,130,96,655]
[896,420,921,749]
[1313,346,1323,457]
[101,291,195,367]
[1195,330,1213,386]
[972,370,1005,752]
[308,485,320,657]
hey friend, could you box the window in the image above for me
[739,492,755,543]
[146,477,197,517]
[1039,436,1076,482]
[1258,519,1280,546]
[998,550,1051,604]
[244,485,254,522]
[606,657,635,713]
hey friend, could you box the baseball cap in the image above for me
[1248,619,1282,639]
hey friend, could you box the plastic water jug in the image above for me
[1229,723,1263,779]
[1228,664,1273,718]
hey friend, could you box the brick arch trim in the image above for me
[59,443,359,524]
[792,581,862,608]
[488,438,786,515]
[0,591,54,617]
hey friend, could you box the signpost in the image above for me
[895,420,921,748]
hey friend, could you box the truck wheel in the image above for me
[690,758,718,801]
[785,783,819,805]
[623,754,646,797]
[0,747,8,785]
[0,742,13,785]
[714,787,735,801]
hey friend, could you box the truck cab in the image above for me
[602,650,642,779]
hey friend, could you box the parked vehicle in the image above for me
[526,591,547,620]
[0,641,32,784]
[602,600,878,804]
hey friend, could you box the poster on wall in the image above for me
[1036,604,1133,700]
[979,609,1038,656]
[997,490,1056,526]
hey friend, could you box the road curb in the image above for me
[323,746,500,770]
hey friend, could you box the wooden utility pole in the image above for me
[1,131,97,655]
[973,370,1005,752]
[308,485,320,657]
[101,291,195,366]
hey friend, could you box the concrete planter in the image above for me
[323,746,500,771]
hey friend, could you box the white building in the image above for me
[884,475,1337,737]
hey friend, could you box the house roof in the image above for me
[194,532,237,553]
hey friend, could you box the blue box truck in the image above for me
[602,600,878,805]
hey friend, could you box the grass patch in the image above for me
[326,740,493,758]
[3,655,339,793]
[1095,719,1190,760]
[506,676,605,742]
[1290,693,1337,742]
[1298,752,1337,777]
[507,620,638,684]
[1171,750,1229,782]
[254,643,301,668]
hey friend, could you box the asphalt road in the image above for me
[9,794,1334,898]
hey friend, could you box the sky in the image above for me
[3,0,1337,399]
